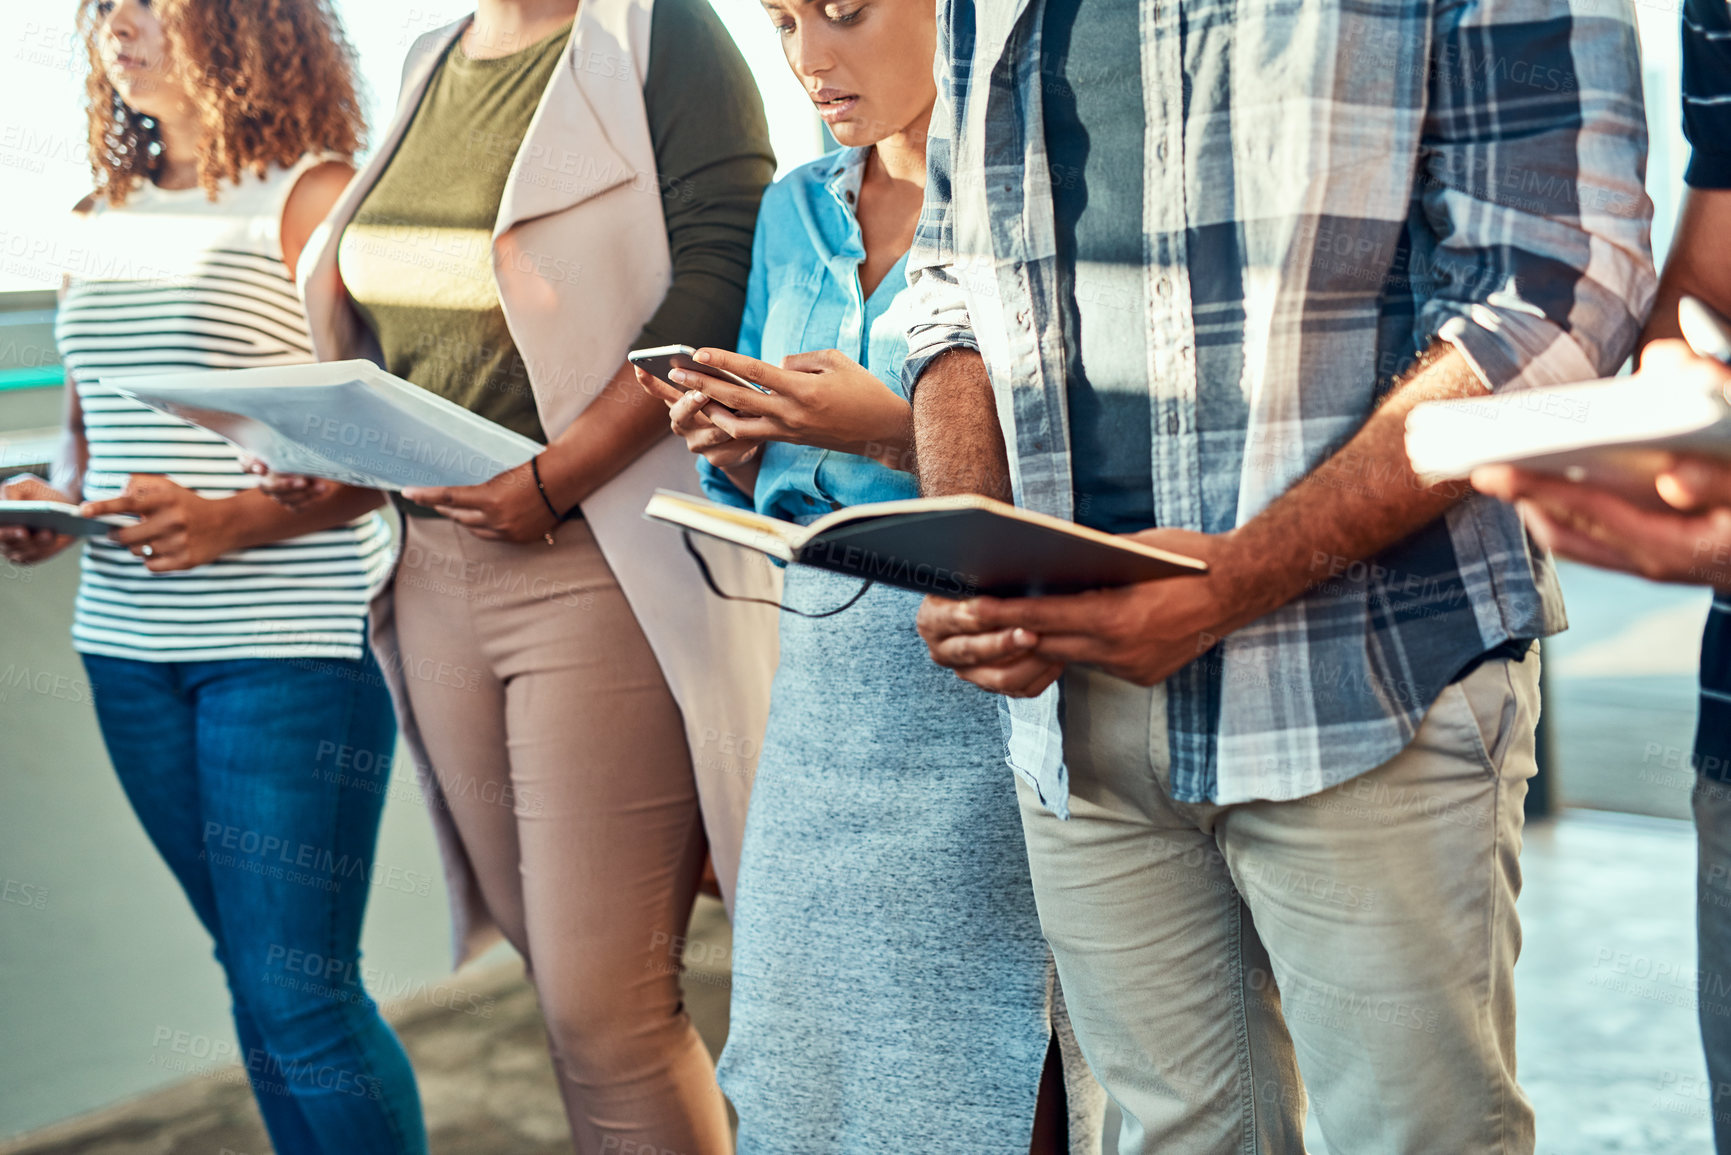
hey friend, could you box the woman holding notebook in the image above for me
[255,0,779,1149]
[0,1,422,1151]
[632,0,1099,1149]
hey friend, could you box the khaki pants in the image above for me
[393,515,728,1155]
[1018,654,1540,1155]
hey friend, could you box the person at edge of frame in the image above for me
[1473,4,1731,1151]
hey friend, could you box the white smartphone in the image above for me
[628,345,773,408]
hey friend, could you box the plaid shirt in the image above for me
[904,0,1656,813]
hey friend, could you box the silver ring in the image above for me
[141,544,154,558]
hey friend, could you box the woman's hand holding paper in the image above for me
[1471,343,1731,591]
[241,456,340,511]
[402,461,560,544]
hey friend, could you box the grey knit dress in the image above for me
[716,568,1102,1153]
[700,149,1101,1152]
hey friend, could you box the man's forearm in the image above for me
[911,340,1486,629]
[1217,342,1486,624]
[911,349,1011,500]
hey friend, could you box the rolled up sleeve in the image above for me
[1417,0,1656,391]
[902,3,981,394]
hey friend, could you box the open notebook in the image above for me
[644,490,1206,599]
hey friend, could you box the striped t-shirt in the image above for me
[56,158,393,662]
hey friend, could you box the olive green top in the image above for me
[339,0,776,445]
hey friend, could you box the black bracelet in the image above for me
[529,455,561,518]
[529,455,563,543]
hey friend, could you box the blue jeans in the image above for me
[81,652,426,1155]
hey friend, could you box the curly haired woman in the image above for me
[0,1,426,1149]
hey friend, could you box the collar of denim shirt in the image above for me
[813,146,870,271]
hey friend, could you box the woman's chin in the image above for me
[828,121,888,150]
[112,78,166,115]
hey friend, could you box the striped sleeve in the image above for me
[1685,0,1731,189]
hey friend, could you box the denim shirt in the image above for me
[698,148,918,524]
[903,0,1655,815]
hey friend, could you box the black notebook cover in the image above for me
[794,508,1196,598]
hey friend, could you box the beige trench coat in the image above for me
[297,0,779,967]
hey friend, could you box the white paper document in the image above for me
[1405,375,1731,505]
[107,361,544,491]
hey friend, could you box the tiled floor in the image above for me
[0,812,1709,1155]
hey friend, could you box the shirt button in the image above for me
[1166,412,1180,435]
[1156,278,1173,299]
[1155,140,1169,163]
[1016,308,1031,327]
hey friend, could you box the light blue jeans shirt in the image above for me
[698,147,918,522]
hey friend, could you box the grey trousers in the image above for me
[1016,653,1541,1155]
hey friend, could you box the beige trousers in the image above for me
[1018,653,1540,1155]
[392,515,728,1155]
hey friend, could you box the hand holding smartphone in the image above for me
[628,345,773,413]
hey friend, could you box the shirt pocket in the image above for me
[813,448,918,510]
[759,273,824,364]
